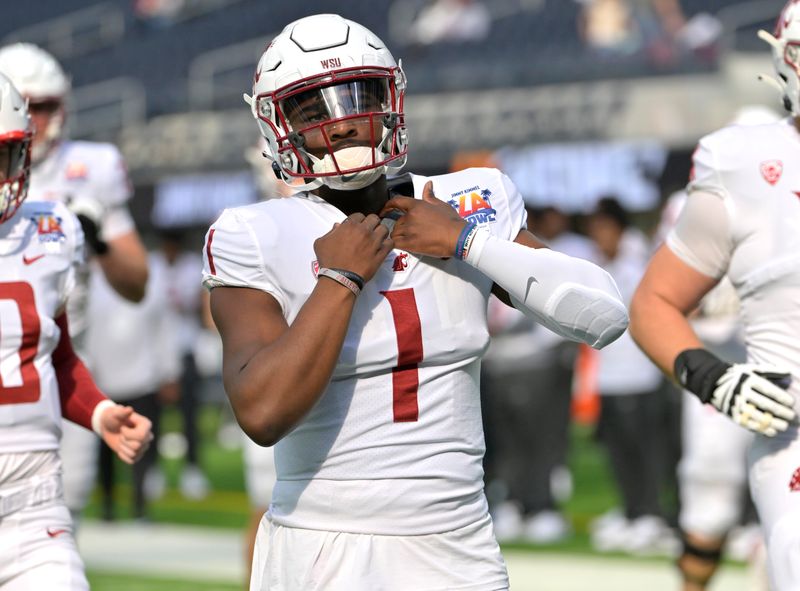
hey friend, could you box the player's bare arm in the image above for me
[211,214,393,446]
[629,244,715,375]
[631,244,796,436]
[381,182,628,349]
[95,230,149,302]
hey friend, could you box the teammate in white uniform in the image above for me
[203,15,628,590]
[631,4,800,588]
[0,43,149,520]
[0,73,152,591]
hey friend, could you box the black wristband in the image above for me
[76,213,110,256]
[328,268,365,291]
[673,348,730,404]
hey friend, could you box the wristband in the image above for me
[328,268,365,291]
[317,267,361,297]
[91,399,117,436]
[463,227,491,266]
[673,348,730,403]
[455,223,478,260]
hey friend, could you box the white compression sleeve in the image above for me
[465,229,629,348]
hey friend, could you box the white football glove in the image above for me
[710,364,796,437]
[675,349,796,437]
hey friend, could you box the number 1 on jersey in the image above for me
[381,288,423,422]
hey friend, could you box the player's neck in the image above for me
[314,177,389,216]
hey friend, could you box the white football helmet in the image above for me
[245,14,408,192]
[0,73,32,224]
[0,43,70,163]
[759,0,800,116]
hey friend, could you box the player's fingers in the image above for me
[380,196,416,216]
[749,389,796,421]
[421,181,437,203]
[345,213,365,224]
[371,220,390,242]
[754,378,797,408]
[361,214,381,231]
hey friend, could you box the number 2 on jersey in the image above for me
[381,288,423,422]
[0,282,41,404]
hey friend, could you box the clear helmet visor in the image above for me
[280,78,390,131]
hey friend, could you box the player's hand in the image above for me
[99,405,154,464]
[314,213,393,282]
[379,181,466,258]
[66,195,109,255]
[710,364,796,437]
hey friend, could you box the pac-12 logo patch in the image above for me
[760,160,783,185]
[311,260,319,278]
[30,213,66,243]
[447,186,497,224]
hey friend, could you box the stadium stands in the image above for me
[0,0,763,119]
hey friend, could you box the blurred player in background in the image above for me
[86,255,181,521]
[0,72,152,591]
[484,205,594,544]
[631,3,800,588]
[653,104,781,591]
[586,197,673,555]
[204,14,628,589]
[0,43,149,523]
[152,230,211,501]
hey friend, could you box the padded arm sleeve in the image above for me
[465,229,628,348]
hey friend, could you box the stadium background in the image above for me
[1,0,786,589]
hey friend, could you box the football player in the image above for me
[204,14,628,590]
[630,3,800,588]
[0,43,149,522]
[0,72,153,591]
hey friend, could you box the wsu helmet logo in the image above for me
[760,160,783,185]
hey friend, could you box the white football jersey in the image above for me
[27,140,135,348]
[0,201,84,453]
[203,168,526,535]
[669,118,800,412]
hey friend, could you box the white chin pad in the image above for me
[311,146,385,190]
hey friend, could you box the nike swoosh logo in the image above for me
[525,276,538,301]
[23,254,45,265]
[46,528,69,538]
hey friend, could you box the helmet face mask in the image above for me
[759,0,800,116]
[248,15,408,192]
[0,74,32,224]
